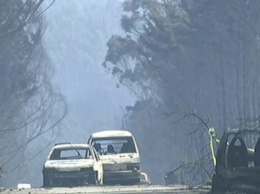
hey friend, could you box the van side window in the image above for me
[93,149,100,161]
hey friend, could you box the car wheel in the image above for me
[122,178,140,185]
[211,174,226,193]
[88,171,98,185]
[43,175,51,187]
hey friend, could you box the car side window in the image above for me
[87,149,94,159]
[50,149,60,160]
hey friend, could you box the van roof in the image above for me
[91,130,133,138]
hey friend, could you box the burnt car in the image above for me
[211,128,260,193]
[88,130,141,185]
[42,143,103,187]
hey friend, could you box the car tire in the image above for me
[123,178,140,185]
[43,175,51,188]
[211,174,226,193]
[88,171,98,185]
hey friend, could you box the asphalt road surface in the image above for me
[0,185,211,194]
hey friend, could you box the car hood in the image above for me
[44,159,95,169]
[100,153,140,164]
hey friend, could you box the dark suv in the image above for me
[212,128,260,193]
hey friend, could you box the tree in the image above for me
[104,0,260,184]
[0,0,66,186]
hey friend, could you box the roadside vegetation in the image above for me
[103,0,260,184]
[0,0,66,186]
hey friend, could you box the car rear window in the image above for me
[50,148,91,160]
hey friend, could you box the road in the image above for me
[0,185,211,194]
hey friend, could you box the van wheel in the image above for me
[88,172,98,185]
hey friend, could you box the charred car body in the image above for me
[42,143,103,187]
[88,130,141,185]
[212,128,260,193]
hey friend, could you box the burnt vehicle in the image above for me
[42,143,103,187]
[88,130,141,185]
[211,128,260,193]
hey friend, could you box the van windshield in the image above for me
[91,137,136,155]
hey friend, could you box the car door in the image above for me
[91,146,103,184]
[94,148,103,184]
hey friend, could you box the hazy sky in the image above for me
[43,0,135,142]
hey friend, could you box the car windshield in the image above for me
[91,137,136,154]
[50,147,91,160]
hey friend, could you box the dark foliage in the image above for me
[104,0,260,184]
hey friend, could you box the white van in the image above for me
[88,130,141,184]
